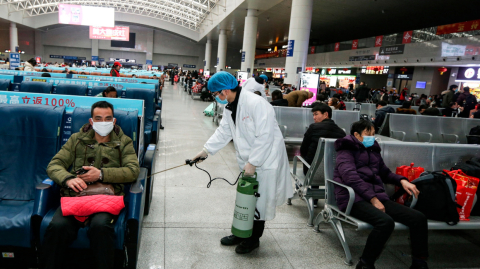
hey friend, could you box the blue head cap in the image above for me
[259,74,268,82]
[207,71,238,92]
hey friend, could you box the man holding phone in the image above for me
[42,101,140,269]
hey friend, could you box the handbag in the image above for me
[445,169,479,221]
[61,181,115,197]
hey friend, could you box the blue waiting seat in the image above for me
[88,86,108,96]
[0,104,65,267]
[19,81,53,94]
[36,107,146,269]
[54,84,88,96]
[0,79,11,91]
[124,88,158,215]
[124,88,156,145]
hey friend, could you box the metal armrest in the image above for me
[326,178,356,216]
[127,168,147,221]
[442,133,459,143]
[292,155,310,176]
[391,130,406,141]
[416,132,433,143]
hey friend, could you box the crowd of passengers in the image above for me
[9,66,478,269]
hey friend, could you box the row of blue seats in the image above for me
[0,104,146,268]
[0,79,159,216]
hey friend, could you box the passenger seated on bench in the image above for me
[42,101,140,269]
[270,90,289,107]
[422,107,441,116]
[373,101,394,132]
[96,86,117,98]
[418,105,427,115]
[284,90,314,107]
[333,120,428,269]
[300,103,346,206]
[396,101,417,115]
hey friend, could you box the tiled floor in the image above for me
[138,83,480,269]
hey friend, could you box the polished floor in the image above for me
[138,83,480,269]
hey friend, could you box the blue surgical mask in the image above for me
[362,136,375,148]
[215,96,228,105]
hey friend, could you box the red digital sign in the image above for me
[89,26,130,41]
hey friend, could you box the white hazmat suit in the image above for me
[204,90,293,221]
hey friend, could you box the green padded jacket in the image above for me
[47,123,140,197]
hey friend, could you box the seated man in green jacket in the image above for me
[42,101,140,269]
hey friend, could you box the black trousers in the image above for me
[42,208,117,269]
[350,200,428,264]
[250,220,265,240]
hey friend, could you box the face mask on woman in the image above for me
[362,136,375,148]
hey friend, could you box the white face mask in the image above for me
[91,119,115,137]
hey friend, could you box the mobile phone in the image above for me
[75,167,88,175]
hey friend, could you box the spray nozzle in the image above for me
[185,157,206,166]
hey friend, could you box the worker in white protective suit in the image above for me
[242,76,267,100]
[192,71,292,254]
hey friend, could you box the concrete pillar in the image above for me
[91,39,99,63]
[240,9,258,74]
[10,22,18,52]
[34,30,43,59]
[205,38,212,71]
[146,28,154,66]
[284,0,313,85]
[217,29,227,72]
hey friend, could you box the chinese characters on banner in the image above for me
[402,31,413,44]
[436,19,480,35]
[352,40,358,50]
[89,26,130,41]
[334,42,340,52]
[375,36,383,47]
[310,46,316,54]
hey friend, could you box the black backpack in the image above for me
[468,126,480,144]
[392,171,460,225]
[464,94,478,111]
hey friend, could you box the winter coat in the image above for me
[300,119,346,174]
[457,91,478,117]
[442,89,454,108]
[270,99,289,107]
[396,107,417,115]
[23,62,35,71]
[333,135,406,211]
[47,123,140,197]
[374,106,395,131]
[284,90,311,107]
[354,85,370,102]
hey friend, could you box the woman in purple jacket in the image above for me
[334,120,428,269]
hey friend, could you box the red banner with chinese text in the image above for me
[402,31,413,44]
[436,20,480,35]
[352,40,358,50]
[375,36,383,47]
[334,42,340,51]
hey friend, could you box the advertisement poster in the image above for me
[237,71,248,86]
[58,4,114,27]
[204,70,210,78]
[0,91,144,116]
[299,73,319,106]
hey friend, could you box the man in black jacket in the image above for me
[270,90,289,107]
[354,82,370,102]
[301,104,346,206]
[374,101,395,132]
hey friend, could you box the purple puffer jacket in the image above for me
[333,135,406,211]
